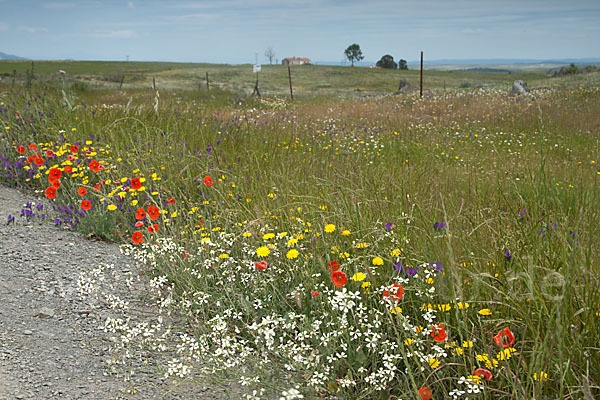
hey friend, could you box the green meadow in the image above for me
[1,61,599,399]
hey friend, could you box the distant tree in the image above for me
[398,59,408,70]
[344,43,364,67]
[376,54,397,69]
[264,47,275,65]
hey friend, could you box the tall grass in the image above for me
[1,79,599,398]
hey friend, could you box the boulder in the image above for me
[509,80,530,96]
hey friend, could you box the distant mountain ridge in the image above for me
[0,51,28,60]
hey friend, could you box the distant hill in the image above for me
[0,52,28,60]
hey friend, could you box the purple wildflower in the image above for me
[393,260,405,273]
[433,219,446,231]
[385,222,393,232]
[505,249,512,261]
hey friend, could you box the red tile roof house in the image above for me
[281,57,311,65]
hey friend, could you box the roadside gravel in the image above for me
[0,184,236,400]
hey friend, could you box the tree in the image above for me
[376,54,397,69]
[344,43,364,67]
[264,47,275,65]
[398,59,408,70]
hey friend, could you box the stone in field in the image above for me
[509,80,530,96]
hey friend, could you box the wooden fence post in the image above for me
[288,66,294,101]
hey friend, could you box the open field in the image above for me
[1,63,600,399]
[4,60,599,99]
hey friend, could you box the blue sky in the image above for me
[1,0,599,64]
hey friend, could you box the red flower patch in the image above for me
[80,199,92,211]
[383,283,404,301]
[17,146,25,154]
[147,224,159,233]
[132,231,144,244]
[147,205,160,220]
[418,386,432,400]
[255,260,268,270]
[45,186,57,199]
[328,260,340,273]
[135,207,146,220]
[88,160,104,173]
[331,270,347,287]
[78,187,87,196]
[431,323,447,342]
[204,176,213,186]
[131,177,142,190]
[493,327,515,348]
[474,368,493,381]
[48,168,62,181]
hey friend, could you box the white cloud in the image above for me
[127,1,134,9]
[90,29,135,39]
[17,26,49,33]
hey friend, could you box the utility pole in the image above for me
[420,51,423,98]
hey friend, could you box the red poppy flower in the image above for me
[328,260,340,273]
[147,205,160,220]
[135,207,146,220]
[64,166,72,174]
[431,323,447,342]
[135,221,144,228]
[46,150,54,157]
[131,177,142,190]
[89,160,103,172]
[204,176,213,186]
[67,154,75,161]
[255,260,268,270]
[29,144,37,151]
[418,387,432,400]
[147,224,159,233]
[49,168,62,181]
[132,231,144,244]
[17,146,25,154]
[93,184,101,192]
[78,187,87,196]
[167,197,175,204]
[45,186,57,199]
[474,368,493,381]
[493,327,515,348]
[311,290,319,297]
[383,283,404,301]
[26,156,33,164]
[34,156,44,166]
[331,270,347,287]
[70,145,78,153]
[51,179,61,189]
[80,199,92,211]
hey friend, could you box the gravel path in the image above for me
[0,185,236,399]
